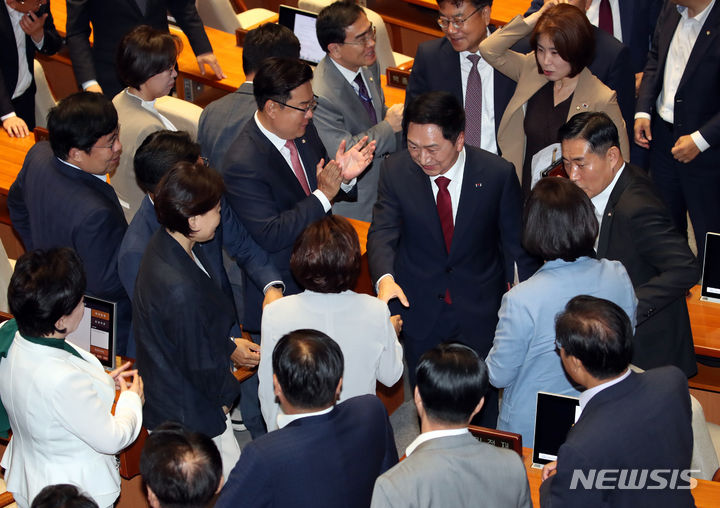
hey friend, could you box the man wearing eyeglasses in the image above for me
[8,92,133,356]
[221,57,375,338]
[405,0,516,154]
[312,0,404,221]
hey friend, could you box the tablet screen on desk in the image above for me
[278,5,325,65]
[532,391,580,467]
[67,295,116,370]
[701,233,720,303]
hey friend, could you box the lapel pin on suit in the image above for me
[475,183,483,188]
[301,139,306,144]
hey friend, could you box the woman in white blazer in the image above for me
[0,248,144,508]
[260,216,403,431]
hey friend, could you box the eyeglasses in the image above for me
[340,24,377,46]
[274,95,319,114]
[554,339,563,351]
[437,7,480,31]
[91,128,119,151]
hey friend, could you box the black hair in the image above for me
[140,421,222,508]
[555,295,634,380]
[558,111,620,156]
[253,57,314,111]
[133,130,201,194]
[9,248,86,338]
[522,177,598,262]
[47,92,118,160]
[416,342,489,424]
[116,24,181,89]
[316,0,365,52]
[272,329,344,410]
[31,484,98,508]
[403,91,465,143]
[242,23,300,76]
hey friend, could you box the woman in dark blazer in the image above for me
[132,160,243,480]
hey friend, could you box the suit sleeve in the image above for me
[117,242,142,301]
[369,475,398,508]
[215,445,272,508]
[606,43,636,143]
[375,303,404,387]
[38,7,63,55]
[625,193,699,325]
[219,198,282,291]
[65,0,97,86]
[486,290,533,388]
[524,0,543,16]
[167,0,213,57]
[479,15,533,83]
[366,158,402,285]
[546,443,604,506]
[601,91,630,162]
[7,165,32,250]
[636,3,670,115]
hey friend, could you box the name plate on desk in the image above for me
[468,425,523,457]
[386,67,411,90]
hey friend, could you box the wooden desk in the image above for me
[0,131,34,196]
[521,448,720,507]
[403,0,531,25]
[688,285,720,359]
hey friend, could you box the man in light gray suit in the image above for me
[198,23,300,171]
[313,1,403,221]
[371,342,531,508]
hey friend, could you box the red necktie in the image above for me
[598,0,614,36]
[436,176,454,304]
[285,140,311,196]
[465,54,483,149]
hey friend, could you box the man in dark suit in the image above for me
[405,0,517,154]
[560,112,699,376]
[66,0,224,97]
[312,0,404,221]
[367,91,538,426]
[8,92,133,355]
[215,329,398,508]
[540,295,694,507]
[1,0,61,137]
[222,57,374,334]
[635,0,720,263]
[198,23,300,171]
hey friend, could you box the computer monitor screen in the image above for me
[67,295,116,369]
[278,5,325,65]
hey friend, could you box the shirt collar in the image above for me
[428,147,465,184]
[276,405,334,429]
[126,88,157,109]
[590,163,625,216]
[405,428,469,457]
[57,157,107,182]
[579,368,632,412]
[254,110,290,152]
[677,0,715,24]
[329,57,365,87]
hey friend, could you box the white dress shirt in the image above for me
[2,3,44,122]
[125,89,177,131]
[405,428,469,457]
[635,0,714,152]
[578,368,632,417]
[459,42,498,154]
[276,406,334,430]
[330,57,372,101]
[590,163,625,249]
[586,0,623,42]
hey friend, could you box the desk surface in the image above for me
[521,448,720,507]
[688,286,720,358]
[0,130,34,196]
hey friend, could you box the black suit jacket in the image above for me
[405,36,516,138]
[133,228,241,437]
[0,2,62,118]
[66,0,212,96]
[636,0,720,165]
[596,164,699,376]
[222,118,340,332]
[215,395,398,508]
[541,368,694,507]
[526,0,662,73]
[367,147,538,357]
[7,142,132,354]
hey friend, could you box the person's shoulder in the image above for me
[415,36,450,59]
[464,146,515,178]
[338,394,388,419]
[639,366,688,391]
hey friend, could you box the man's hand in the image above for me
[85,84,103,94]
[231,337,261,368]
[385,104,404,133]
[542,461,558,481]
[19,10,46,44]
[335,137,376,182]
[262,286,283,309]
[634,118,652,149]
[3,116,29,138]
[377,276,409,307]
[196,52,226,79]
[671,134,701,163]
[390,314,403,336]
[316,159,343,201]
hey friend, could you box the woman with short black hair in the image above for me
[485,177,637,447]
[258,215,403,431]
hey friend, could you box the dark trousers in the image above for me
[403,302,500,429]
[11,86,35,130]
[650,116,720,262]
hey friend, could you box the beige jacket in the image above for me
[480,15,630,183]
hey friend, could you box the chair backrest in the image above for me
[33,60,57,129]
[196,0,240,32]
[155,96,203,139]
[690,395,720,480]
[298,0,398,73]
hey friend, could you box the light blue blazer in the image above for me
[486,257,637,447]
